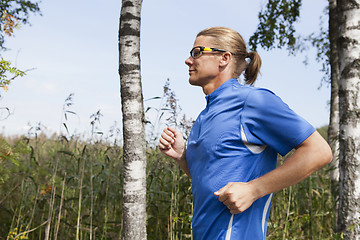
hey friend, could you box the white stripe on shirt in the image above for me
[225,214,234,240]
[262,193,273,239]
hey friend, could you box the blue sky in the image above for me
[0,0,329,139]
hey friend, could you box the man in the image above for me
[159,27,332,239]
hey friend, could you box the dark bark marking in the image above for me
[347,24,360,31]
[341,59,360,79]
[119,12,141,37]
[119,23,140,37]
[122,0,134,8]
[119,63,140,75]
[338,36,359,51]
[346,0,360,9]
[120,12,141,22]
[125,40,132,47]
[338,0,360,11]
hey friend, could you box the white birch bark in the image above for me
[118,0,147,239]
[337,0,360,238]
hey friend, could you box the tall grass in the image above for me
[0,81,339,239]
[267,131,339,239]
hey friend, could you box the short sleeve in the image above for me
[241,88,316,156]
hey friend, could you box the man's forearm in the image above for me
[175,150,190,177]
[249,131,332,200]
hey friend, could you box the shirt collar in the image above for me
[205,78,239,105]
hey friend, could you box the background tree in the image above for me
[249,0,301,54]
[0,0,41,50]
[118,0,147,239]
[336,0,360,238]
[0,0,41,118]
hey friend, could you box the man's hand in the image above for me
[214,182,258,214]
[159,127,185,161]
[159,127,190,177]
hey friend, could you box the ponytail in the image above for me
[244,51,262,86]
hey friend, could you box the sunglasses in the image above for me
[189,46,228,59]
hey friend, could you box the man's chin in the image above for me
[189,80,200,86]
[189,78,201,86]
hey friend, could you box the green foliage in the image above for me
[0,0,41,49]
[146,149,192,239]
[0,134,125,239]
[249,0,302,53]
[0,58,25,95]
[0,58,26,120]
[249,0,331,85]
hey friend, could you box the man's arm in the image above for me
[158,127,190,177]
[215,131,333,214]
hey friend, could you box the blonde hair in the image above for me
[197,27,261,85]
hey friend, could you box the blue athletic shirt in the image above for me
[186,78,315,240]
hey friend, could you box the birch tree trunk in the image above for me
[337,0,360,238]
[328,0,340,203]
[118,0,147,239]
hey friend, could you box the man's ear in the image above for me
[219,52,231,67]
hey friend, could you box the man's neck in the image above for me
[202,75,233,95]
